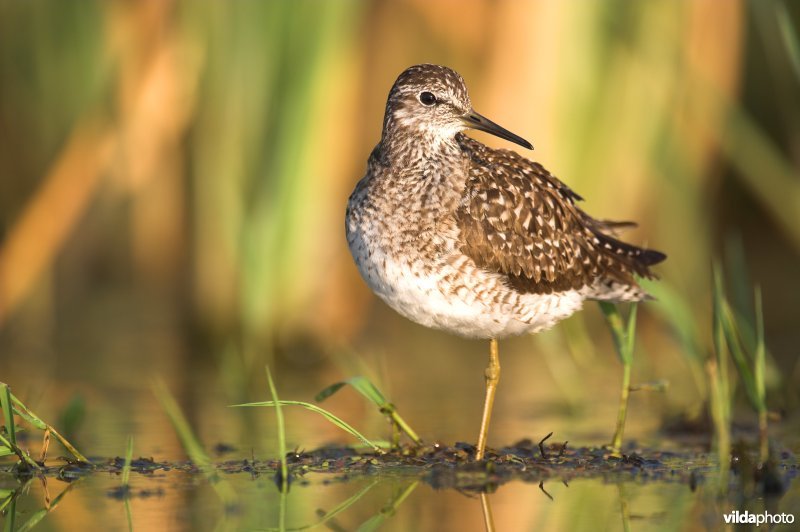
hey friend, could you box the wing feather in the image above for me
[454,134,665,295]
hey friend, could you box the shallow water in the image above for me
[2,443,798,531]
[1,301,799,531]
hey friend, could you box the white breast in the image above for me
[347,218,584,339]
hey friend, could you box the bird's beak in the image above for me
[462,110,533,150]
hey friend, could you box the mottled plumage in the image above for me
[455,134,665,296]
[346,64,665,340]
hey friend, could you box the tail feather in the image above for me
[593,230,666,274]
[593,219,638,237]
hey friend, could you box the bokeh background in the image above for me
[1,1,799,530]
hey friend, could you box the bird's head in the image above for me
[382,64,533,150]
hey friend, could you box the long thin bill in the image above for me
[462,110,533,150]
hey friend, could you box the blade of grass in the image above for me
[1,491,16,532]
[316,376,420,445]
[302,479,381,531]
[710,264,732,495]
[0,386,39,472]
[0,433,38,469]
[124,499,133,532]
[618,483,631,532]
[754,287,768,463]
[153,379,237,508]
[776,0,800,81]
[720,300,758,406]
[16,477,85,532]
[9,392,88,463]
[121,436,133,488]
[232,400,384,453]
[356,481,419,532]
[122,437,134,532]
[624,304,638,359]
[715,263,771,464]
[278,487,287,532]
[266,366,289,491]
[261,478,381,532]
[0,383,17,447]
[640,279,706,394]
[598,302,637,453]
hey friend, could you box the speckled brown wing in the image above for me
[454,134,665,295]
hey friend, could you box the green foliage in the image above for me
[0,382,87,468]
[57,394,86,440]
[711,263,770,468]
[153,380,237,508]
[355,482,419,532]
[121,436,134,531]
[598,303,637,366]
[0,383,17,448]
[598,303,638,453]
[316,376,421,446]
[775,0,800,80]
[266,366,289,491]
[121,436,134,489]
[232,399,384,453]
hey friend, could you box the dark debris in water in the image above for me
[1,442,796,494]
[107,484,166,500]
[214,440,796,493]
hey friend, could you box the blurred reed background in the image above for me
[0,0,799,461]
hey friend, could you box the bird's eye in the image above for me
[419,91,437,106]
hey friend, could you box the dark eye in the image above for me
[419,91,437,106]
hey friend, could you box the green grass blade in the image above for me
[754,286,768,462]
[122,438,134,532]
[260,479,381,532]
[16,477,84,532]
[316,376,388,407]
[0,431,39,470]
[640,280,706,393]
[721,301,759,408]
[641,280,703,360]
[9,393,88,462]
[0,383,16,447]
[315,382,348,402]
[355,481,419,532]
[598,302,627,364]
[266,366,289,491]
[710,263,732,495]
[15,509,47,532]
[624,304,638,358]
[232,400,383,453]
[599,302,637,453]
[754,287,766,409]
[305,479,380,531]
[153,380,237,507]
[121,436,133,488]
[316,376,420,445]
[124,498,134,532]
[2,498,15,532]
[776,0,800,81]
[9,402,47,431]
[711,265,730,400]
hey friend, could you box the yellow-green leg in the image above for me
[475,338,500,460]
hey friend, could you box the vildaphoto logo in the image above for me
[723,510,795,526]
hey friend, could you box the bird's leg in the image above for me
[475,338,500,460]
[480,492,496,532]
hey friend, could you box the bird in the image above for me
[345,64,665,460]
